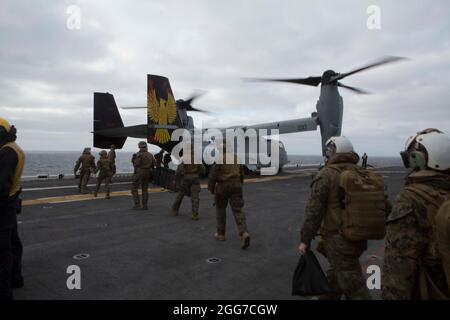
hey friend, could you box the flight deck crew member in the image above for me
[94,150,113,199]
[107,144,117,179]
[382,129,450,299]
[208,142,250,250]
[74,147,96,194]
[163,152,172,168]
[170,151,205,220]
[298,136,373,299]
[362,152,368,169]
[0,118,24,300]
[131,141,156,210]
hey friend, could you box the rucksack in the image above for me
[330,165,387,241]
[404,184,450,299]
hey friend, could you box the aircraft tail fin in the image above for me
[147,75,183,151]
[93,92,127,149]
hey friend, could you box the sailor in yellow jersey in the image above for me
[0,118,24,300]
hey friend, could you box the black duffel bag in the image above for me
[292,250,333,296]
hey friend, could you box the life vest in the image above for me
[1,142,25,197]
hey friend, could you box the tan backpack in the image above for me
[436,199,450,294]
[404,184,450,299]
[329,166,387,241]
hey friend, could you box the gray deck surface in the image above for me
[14,167,407,299]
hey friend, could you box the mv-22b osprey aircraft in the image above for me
[92,56,405,172]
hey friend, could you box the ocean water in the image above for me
[22,151,403,177]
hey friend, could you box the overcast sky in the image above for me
[1,0,449,156]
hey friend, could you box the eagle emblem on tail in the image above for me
[148,89,177,144]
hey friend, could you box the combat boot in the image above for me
[192,212,199,220]
[105,193,110,199]
[214,233,225,241]
[240,232,251,250]
[170,208,178,216]
[132,192,141,209]
[93,192,98,197]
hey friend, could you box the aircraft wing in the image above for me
[225,116,318,135]
[93,124,148,139]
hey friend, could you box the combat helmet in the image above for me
[138,141,148,150]
[99,150,107,157]
[401,128,450,171]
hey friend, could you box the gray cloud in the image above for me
[0,0,449,155]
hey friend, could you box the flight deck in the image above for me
[14,167,407,300]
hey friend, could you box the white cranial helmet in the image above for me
[404,130,450,171]
[325,136,354,154]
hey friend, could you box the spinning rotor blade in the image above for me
[177,92,210,113]
[330,56,407,82]
[243,76,322,87]
[121,106,146,109]
[185,106,210,113]
[337,82,370,94]
[182,92,205,107]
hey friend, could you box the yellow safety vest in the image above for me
[1,142,25,196]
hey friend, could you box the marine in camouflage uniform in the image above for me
[94,150,113,199]
[382,171,450,299]
[208,150,250,250]
[171,157,205,220]
[131,141,156,210]
[300,152,373,299]
[382,128,450,300]
[74,148,96,194]
[107,144,116,179]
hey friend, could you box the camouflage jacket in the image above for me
[132,151,156,170]
[107,149,116,164]
[176,162,205,180]
[300,153,359,245]
[208,155,244,193]
[382,170,450,300]
[96,157,113,175]
[74,153,95,173]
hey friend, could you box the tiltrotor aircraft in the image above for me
[92,56,405,171]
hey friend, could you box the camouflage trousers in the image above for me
[95,172,111,195]
[319,234,372,300]
[172,178,200,214]
[110,164,116,181]
[214,180,248,236]
[78,169,92,193]
[131,169,151,207]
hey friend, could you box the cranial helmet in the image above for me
[138,141,147,149]
[99,150,107,157]
[83,147,91,154]
[0,117,16,140]
[324,136,354,158]
[401,128,450,171]
[0,118,12,133]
